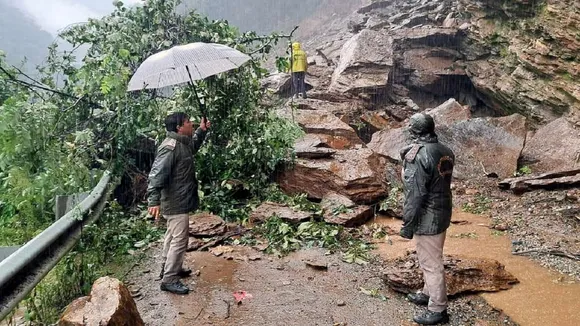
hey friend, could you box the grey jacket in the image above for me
[400,135,455,236]
[147,129,207,215]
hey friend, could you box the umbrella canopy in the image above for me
[127,42,251,91]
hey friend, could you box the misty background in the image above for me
[0,0,329,71]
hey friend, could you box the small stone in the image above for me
[337,300,346,306]
[283,281,291,286]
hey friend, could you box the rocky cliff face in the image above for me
[298,0,579,124]
[270,0,579,205]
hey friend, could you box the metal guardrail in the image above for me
[0,171,112,321]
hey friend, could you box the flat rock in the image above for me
[521,117,580,173]
[59,277,144,326]
[277,148,388,204]
[294,134,337,159]
[498,168,580,193]
[250,202,313,224]
[189,213,227,237]
[384,253,519,295]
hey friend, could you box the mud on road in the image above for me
[128,244,514,326]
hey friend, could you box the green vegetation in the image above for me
[0,0,305,323]
[247,215,373,265]
[461,194,492,215]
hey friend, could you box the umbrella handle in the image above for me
[186,66,207,120]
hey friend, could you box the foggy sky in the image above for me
[4,0,142,36]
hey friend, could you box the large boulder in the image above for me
[368,98,471,162]
[439,114,527,179]
[329,29,393,94]
[189,213,227,237]
[384,253,519,295]
[321,192,374,227]
[367,128,409,162]
[59,277,144,326]
[277,148,388,204]
[521,117,580,173]
[369,102,526,179]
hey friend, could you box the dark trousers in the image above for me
[292,72,307,98]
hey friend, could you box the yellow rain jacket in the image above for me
[291,42,308,72]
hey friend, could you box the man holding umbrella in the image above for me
[129,42,251,294]
[147,113,210,294]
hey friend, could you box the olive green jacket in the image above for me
[147,129,207,215]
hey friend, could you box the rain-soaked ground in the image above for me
[127,209,579,326]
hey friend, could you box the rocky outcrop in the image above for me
[321,192,374,227]
[277,148,388,204]
[384,253,519,295]
[250,202,313,224]
[59,277,143,326]
[521,117,580,173]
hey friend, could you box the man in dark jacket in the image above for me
[399,112,454,325]
[147,112,210,295]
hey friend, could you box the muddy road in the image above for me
[123,209,580,326]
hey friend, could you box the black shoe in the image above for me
[413,310,449,325]
[407,292,429,305]
[160,281,190,295]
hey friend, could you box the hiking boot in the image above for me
[407,292,429,305]
[413,310,449,325]
[160,281,190,295]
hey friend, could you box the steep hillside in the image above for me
[295,0,579,124]
[0,1,52,70]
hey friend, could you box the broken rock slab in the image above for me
[189,213,227,237]
[521,117,580,173]
[250,202,313,224]
[294,134,337,159]
[498,168,580,194]
[59,277,144,326]
[384,253,519,295]
[277,148,388,204]
[329,29,393,94]
[278,108,364,149]
[321,192,374,227]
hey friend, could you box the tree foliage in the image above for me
[0,0,302,245]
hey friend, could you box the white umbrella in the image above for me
[128,43,251,91]
[127,42,251,116]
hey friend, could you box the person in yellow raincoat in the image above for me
[290,42,308,99]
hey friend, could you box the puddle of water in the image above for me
[171,252,238,326]
[369,210,580,326]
